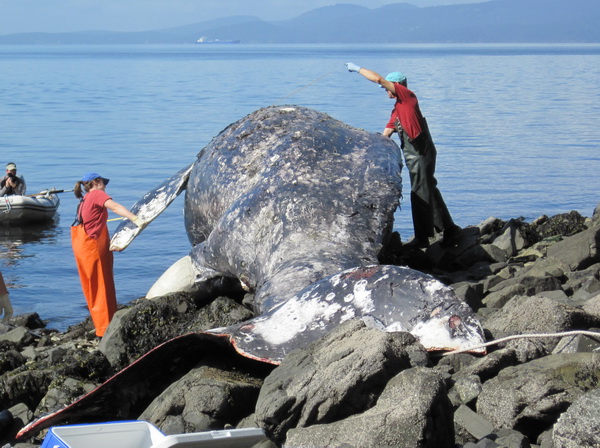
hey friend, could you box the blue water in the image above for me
[1,44,599,330]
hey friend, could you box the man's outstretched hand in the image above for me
[345,62,361,73]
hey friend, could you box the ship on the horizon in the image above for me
[196,36,241,44]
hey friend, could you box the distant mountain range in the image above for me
[1,0,598,44]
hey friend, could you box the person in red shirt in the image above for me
[346,62,461,248]
[71,172,146,337]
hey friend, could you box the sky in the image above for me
[0,0,489,35]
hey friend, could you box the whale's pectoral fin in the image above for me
[110,163,194,251]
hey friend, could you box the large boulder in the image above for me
[0,371,52,413]
[553,388,600,448]
[582,292,600,318]
[483,275,563,309]
[34,377,97,419]
[140,365,263,434]
[483,295,600,355]
[0,328,36,348]
[532,211,588,240]
[546,224,600,271]
[448,348,519,383]
[0,349,26,376]
[284,367,454,448]
[254,319,430,444]
[593,203,600,224]
[99,294,253,370]
[564,263,600,300]
[477,353,600,441]
[489,219,530,257]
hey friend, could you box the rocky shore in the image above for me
[1,203,600,448]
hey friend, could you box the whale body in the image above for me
[110,105,485,359]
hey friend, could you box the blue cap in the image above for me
[81,172,110,185]
[385,72,407,84]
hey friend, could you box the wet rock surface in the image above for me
[1,204,600,448]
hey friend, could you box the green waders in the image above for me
[396,118,456,242]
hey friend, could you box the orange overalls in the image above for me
[71,204,117,337]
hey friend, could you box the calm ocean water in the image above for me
[1,43,599,330]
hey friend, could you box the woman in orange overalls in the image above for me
[71,172,146,337]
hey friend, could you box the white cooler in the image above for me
[40,421,267,448]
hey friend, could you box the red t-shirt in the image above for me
[385,83,425,141]
[80,189,111,239]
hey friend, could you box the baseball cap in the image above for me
[6,163,16,171]
[385,72,407,84]
[81,172,110,185]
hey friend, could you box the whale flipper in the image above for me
[110,163,194,251]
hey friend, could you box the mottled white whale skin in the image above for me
[207,265,486,363]
[109,164,193,251]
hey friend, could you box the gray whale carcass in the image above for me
[16,106,486,441]
[109,105,485,359]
